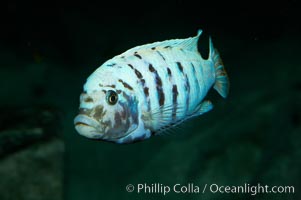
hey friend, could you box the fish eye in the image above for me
[106,90,118,105]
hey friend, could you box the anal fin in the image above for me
[192,100,213,117]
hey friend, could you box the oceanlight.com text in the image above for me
[125,183,295,196]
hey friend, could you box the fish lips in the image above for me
[74,114,104,139]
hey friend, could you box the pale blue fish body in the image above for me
[74,29,229,144]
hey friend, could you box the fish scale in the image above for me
[74,29,229,143]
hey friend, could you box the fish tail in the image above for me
[209,37,229,98]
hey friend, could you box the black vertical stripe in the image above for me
[156,51,166,60]
[149,64,156,72]
[156,74,165,107]
[185,74,190,113]
[144,87,149,97]
[191,63,200,95]
[128,64,143,79]
[167,67,172,76]
[148,64,165,107]
[149,64,165,107]
[176,62,184,72]
[143,86,151,110]
[176,61,191,114]
[135,70,143,79]
[172,85,178,121]
[127,64,134,69]
[118,79,133,90]
[127,64,144,81]
[191,63,196,73]
[126,63,150,111]
[134,52,142,59]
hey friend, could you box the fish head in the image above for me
[74,88,139,142]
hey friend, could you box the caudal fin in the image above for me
[209,37,229,98]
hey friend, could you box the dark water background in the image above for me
[0,0,300,200]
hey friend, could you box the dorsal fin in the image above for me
[118,29,202,57]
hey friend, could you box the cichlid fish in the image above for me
[74,29,229,144]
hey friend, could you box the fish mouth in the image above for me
[74,114,104,139]
[74,121,90,126]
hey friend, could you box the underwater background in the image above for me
[0,0,300,199]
